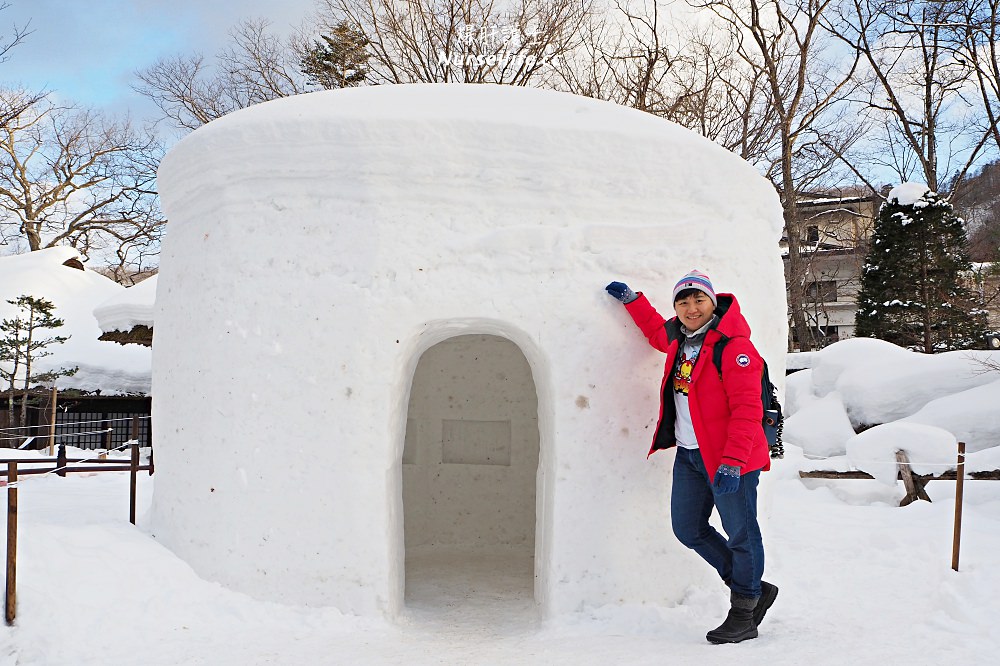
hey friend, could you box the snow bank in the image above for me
[967,445,1000,473]
[0,247,151,394]
[783,391,856,457]
[901,378,1000,453]
[152,84,787,618]
[783,367,818,415]
[783,338,1000,490]
[836,350,999,426]
[807,337,912,398]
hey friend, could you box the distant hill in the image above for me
[953,161,1000,262]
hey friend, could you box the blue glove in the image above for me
[712,464,742,495]
[606,281,637,304]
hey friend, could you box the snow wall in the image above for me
[151,84,786,618]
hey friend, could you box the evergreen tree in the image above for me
[0,296,77,428]
[300,21,371,89]
[856,186,989,352]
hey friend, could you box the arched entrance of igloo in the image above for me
[401,333,540,616]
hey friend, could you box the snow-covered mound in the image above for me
[782,391,856,458]
[784,337,1000,477]
[900,379,1000,453]
[788,338,998,429]
[153,83,787,617]
[0,247,151,394]
[845,422,957,485]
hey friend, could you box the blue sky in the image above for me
[2,0,316,119]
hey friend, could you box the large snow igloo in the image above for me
[152,84,786,618]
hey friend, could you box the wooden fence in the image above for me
[2,441,153,625]
[799,442,1000,574]
[1,388,151,452]
[797,445,999,506]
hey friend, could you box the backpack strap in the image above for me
[711,335,729,380]
[713,334,785,458]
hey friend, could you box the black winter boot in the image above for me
[754,581,778,627]
[706,592,758,644]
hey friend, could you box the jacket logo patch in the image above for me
[736,353,751,367]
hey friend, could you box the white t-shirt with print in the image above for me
[673,336,702,449]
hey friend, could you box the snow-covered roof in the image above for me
[93,274,157,333]
[796,195,875,206]
[0,247,151,395]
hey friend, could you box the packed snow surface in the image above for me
[1,411,998,663]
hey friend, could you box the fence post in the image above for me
[130,443,139,525]
[56,444,67,478]
[101,421,112,453]
[952,441,966,572]
[147,415,154,476]
[896,450,931,506]
[5,462,17,625]
[47,387,57,457]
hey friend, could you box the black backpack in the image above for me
[711,338,784,459]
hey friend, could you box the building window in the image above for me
[805,280,838,303]
[805,225,820,243]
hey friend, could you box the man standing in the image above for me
[605,270,778,644]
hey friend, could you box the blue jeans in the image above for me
[671,446,764,598]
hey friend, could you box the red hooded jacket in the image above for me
[623,292,771,478]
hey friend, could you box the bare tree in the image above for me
[0,1,29,66]
[553,1,685,113]
[0,3,44,127]
[0,90,164,275]
[549,3,785,170]
[953,1,1000,158]
[826,0,985,194]
[134,18,310,131]
[689,0,861,350]
[318,0,591,85]
[668,28,782,163]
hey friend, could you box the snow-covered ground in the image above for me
[1,337,999,664]
[0,450,996,665]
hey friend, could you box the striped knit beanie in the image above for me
[672,269,717,306]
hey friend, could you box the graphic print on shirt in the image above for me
[672,349,698,395]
